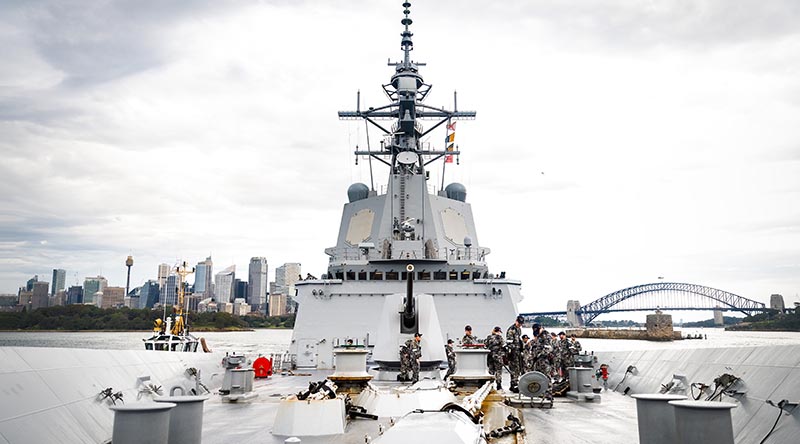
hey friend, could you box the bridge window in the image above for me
[357,270,367,280]
[401,271,409,280]
[417,271,431,280]
[449,270,458,280]
[461,270,471,280]
[335,271,344,280]
[433,270,447,280]
[346,270,356,281]
[473,271,481,280]
[386,271,399,280]
[370,271,383,280]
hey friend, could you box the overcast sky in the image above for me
[1,0,799,317]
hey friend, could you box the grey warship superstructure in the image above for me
[290,3,523,369]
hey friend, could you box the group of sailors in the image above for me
[398,315,583,391]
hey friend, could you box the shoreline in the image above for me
[0,327,294,333]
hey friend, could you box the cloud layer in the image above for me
[1,1,799,315]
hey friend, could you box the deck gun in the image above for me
[400,264,418,334]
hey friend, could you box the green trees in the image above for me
[0,305,296,331]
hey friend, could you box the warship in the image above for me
[1,3,800,444]
[289,0,523,371]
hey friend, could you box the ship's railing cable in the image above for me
[614,365,636,392]
[759,399,797,444]
[705,373,739,401]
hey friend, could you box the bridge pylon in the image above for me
[566,300,584,327]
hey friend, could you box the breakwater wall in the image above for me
[567,328,682,341]
[595,344,800,444]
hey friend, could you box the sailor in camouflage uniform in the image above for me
[570,334,582,355]
[398,332,423,382]
[444,339,456,379]
[462,325,478,345]
[521,334,534,373]
[533,329,554,377]
[505,315,525,392]
[485,326,506,390]
[556,331,571,377]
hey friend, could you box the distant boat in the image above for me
[143,261,211,352]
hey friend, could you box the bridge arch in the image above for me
[577,282,766,324]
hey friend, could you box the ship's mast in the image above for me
[339,1,475,174]
[171,261,194,335]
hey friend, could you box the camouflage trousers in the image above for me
[445,356,456,379]
[399,353,418,382]
[533,357,553,378]
[508,351,523,389]
[488,352,504,388]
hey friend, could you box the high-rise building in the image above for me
[83,276,108,305]
[233,279,248,300]
[99,287,125,309]
[157,263,171,291]
[51,269,66,297]
[66,286,83,305]
[162,274,179,306]
[194,256,214,297]
[248,257,268,311]
[233,298,250,316]
[214,265,235,303]
[269,293,288,316]
[275,263,301,313]
[139,280,160,309]
[31,281,49,310]
[26,275,38,291]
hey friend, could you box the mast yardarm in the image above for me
[338,2,476,175]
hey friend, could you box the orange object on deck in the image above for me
[253,356,273,378]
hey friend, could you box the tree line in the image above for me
[0,305,295,331]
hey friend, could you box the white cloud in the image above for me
[1,0,799,315]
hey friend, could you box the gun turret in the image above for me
[401,264,417,333]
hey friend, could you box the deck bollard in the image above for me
[154,395,210,444]
[668,400,737,444]
[109,402,176,444]
[567,367,593,393]
[631,394,687,444]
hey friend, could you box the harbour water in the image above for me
[1,327,798,355]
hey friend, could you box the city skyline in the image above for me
[1,1,799,313]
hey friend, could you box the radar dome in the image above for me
[445,182,467,202]
[347,183,370,202]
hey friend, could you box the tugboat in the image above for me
[290,1,524,370]
[143,260,208,352]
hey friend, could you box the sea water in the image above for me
[1,328,799,355]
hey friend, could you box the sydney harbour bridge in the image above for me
[521,282,770,327]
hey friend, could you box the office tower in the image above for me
[31,281,49,310]
[157,263,170,291]
[233,298,250,316]
[269,293,288,316]
[214,265,235,303]
[248,257,268,311]
[83,276,108,305]
[233,279,248,300]
[275,263,301,313]
[139,280,161,309]
[26,275,38,291]
[66,286,84,305]
[100,287,125,309]
[194,256,213,297]
[162,274,179,306]
[51,269,66,297]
